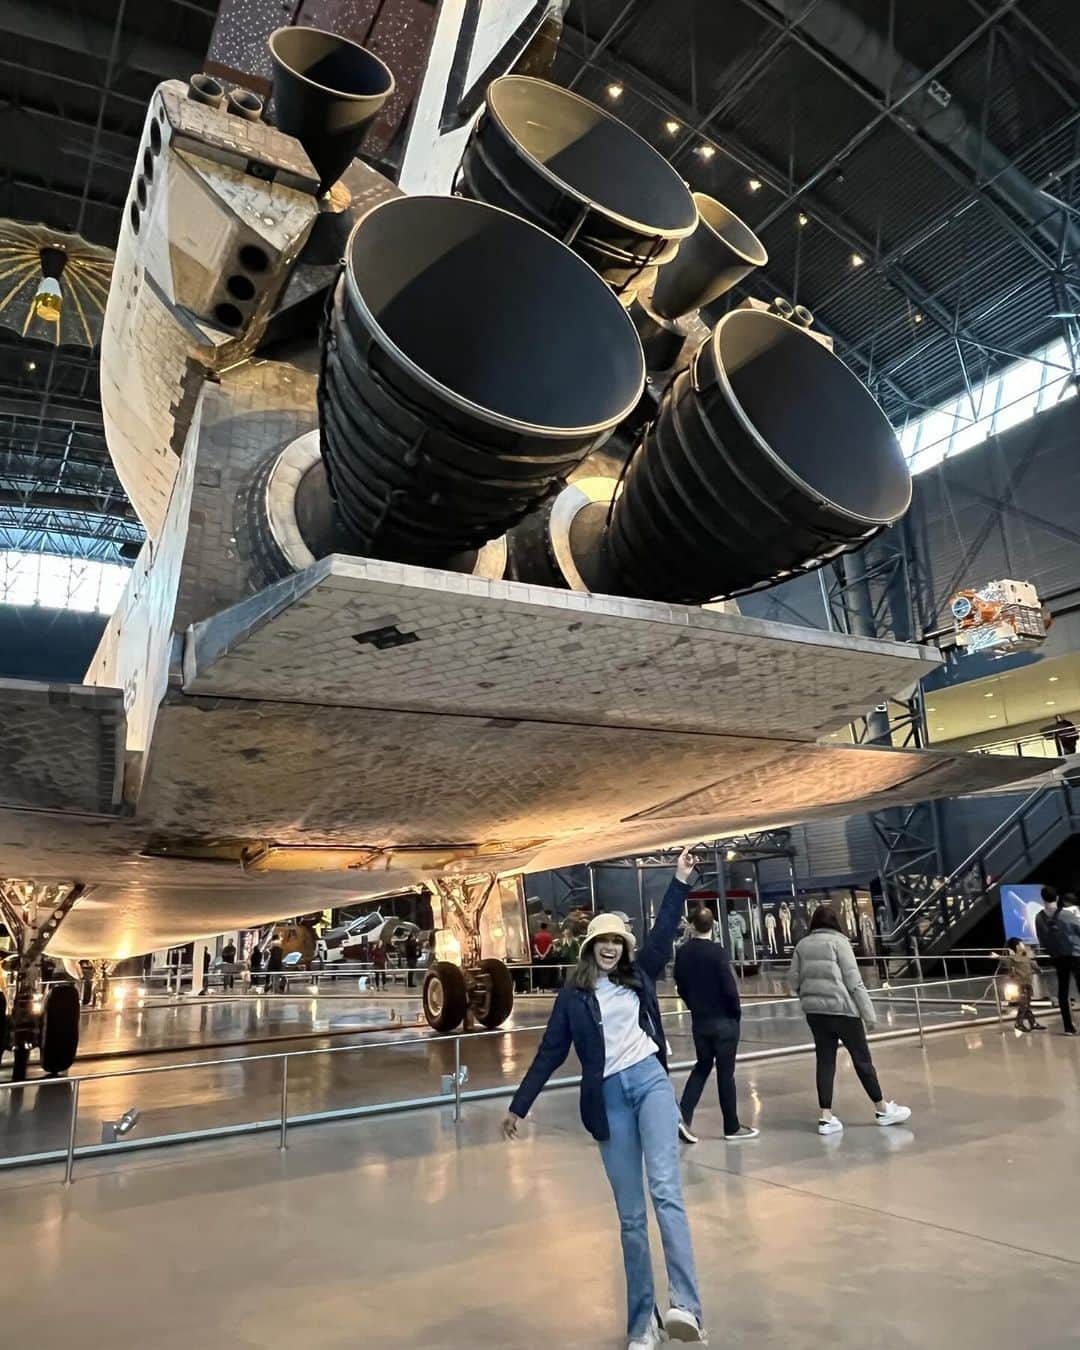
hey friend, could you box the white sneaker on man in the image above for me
[665,1307,707,1342]
[628,1310,667,1349]
[817,1116,844,1135]
[677,1116,698,1144]
[875,1101,912,1126]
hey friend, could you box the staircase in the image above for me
[884,778,1080,955]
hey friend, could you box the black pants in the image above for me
[679,1018,741,1135]
[806,1013,882,1111]
[1054,957,1080,1032]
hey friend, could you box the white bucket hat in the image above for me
[580,911,637,956]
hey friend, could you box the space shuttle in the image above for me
[0,1,1035,1076]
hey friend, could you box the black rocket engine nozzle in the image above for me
[317,194,646,564]
[269,26,394,193]
[458,75,697,297]
[601,308,912,603]
[649,192,769,322]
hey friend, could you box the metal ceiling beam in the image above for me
[0,0,197,81]
[566,0,646,90]
[737,0,1079,269]
[0,488,134,521]
[0,393,104,427]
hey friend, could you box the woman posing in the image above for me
[503,848,705,1348]
[789,906,911,1135]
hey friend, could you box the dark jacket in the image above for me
[266,945,284,972]
[1036,906,1080,959]
[509,878,688,1141]
[674,937,741,1023]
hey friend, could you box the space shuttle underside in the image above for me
[0,13,1044,1063]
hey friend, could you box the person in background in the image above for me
[220,939,237,993]
[199,947,211,995]
[532,921,554,990]
[788,906,911,1135]
[1043,713,1079,757]
[1002,936,1045,1032]
[265,939,285,993]
[1035,886,1080,1035]
[371,941,388,990]
[504,848,706,1348]
[249,942,263,991]
[674,907,758,1144]
[404,931,420,987]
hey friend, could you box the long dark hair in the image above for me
[568,938,641,991]
[809,905,843,933]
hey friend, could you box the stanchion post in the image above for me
[279,1056,289,1151]
[64,1079,80,1186]
[454,1037,462,1123]
[992,975,1003,1025]
[914,986,925,1047]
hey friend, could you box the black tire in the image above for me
[475,958,515,1029]
[40,983,81,1075]
[12,1039,30,1082]
[422,961,468,1032]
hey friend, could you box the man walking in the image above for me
[675,907,759,1143]
[1035,886,1080,1035]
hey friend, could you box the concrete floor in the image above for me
[5,1011,1076,1348]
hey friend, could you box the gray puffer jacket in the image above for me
[789,930,876,1027]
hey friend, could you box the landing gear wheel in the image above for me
[475,958,515,1029]
[423,961,468,1032]
[40,983,80,1075]
[12,1039,30,1082]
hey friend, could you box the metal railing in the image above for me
[0,972,1031,1187]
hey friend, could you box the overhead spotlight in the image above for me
[1046,700,1057,706]
[664,119,680,135]
[25,359,37,372]
[747,177,762,192]
[697,144,716,159]
[606,83,623,100]
[983,692,994,698]
[913,311,925,324]
[796,211,809,227]
[987,713,998,719]
[1049,675,1060,682]
[935,726,945,732]
[927,706,936,712]
[725,848,737,861]
[850,251,866,267]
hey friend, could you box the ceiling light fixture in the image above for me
[913,311,924,324]
[606,83,623,100]
[665,119,680,134]
[698,144,716,160]
[748,177,762,192]
[1046,700,1057,706]
[1049,675,1060,682]
[796,211,809,227]
[935,726,945,732]
[850,251,866,267]
[25,359,36,371]
[988,713,998,719]
[983,692,994,698]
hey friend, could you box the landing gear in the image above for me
[422,875,517,1033]
[0,880,84,1078]
[423,962,469,1032]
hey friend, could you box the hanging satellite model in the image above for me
[949,580,1048,655]
[0,221,114,347]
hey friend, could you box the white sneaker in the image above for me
[875,1101,912,1126]
[817,1116,844,1135]
[628,1310,667,1349]
[665,1307,706,1343]
[677,1116,698,1144]
[724,1125,760,1141]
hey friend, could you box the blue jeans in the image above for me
[599,1054,702,1338]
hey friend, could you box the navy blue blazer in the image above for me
[509,878,689,1141]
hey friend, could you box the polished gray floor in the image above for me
[4,1018,1077,1348]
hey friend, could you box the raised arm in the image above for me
[505,991,572,1132]
[637,847,696,980]
[837,939,877,1027]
